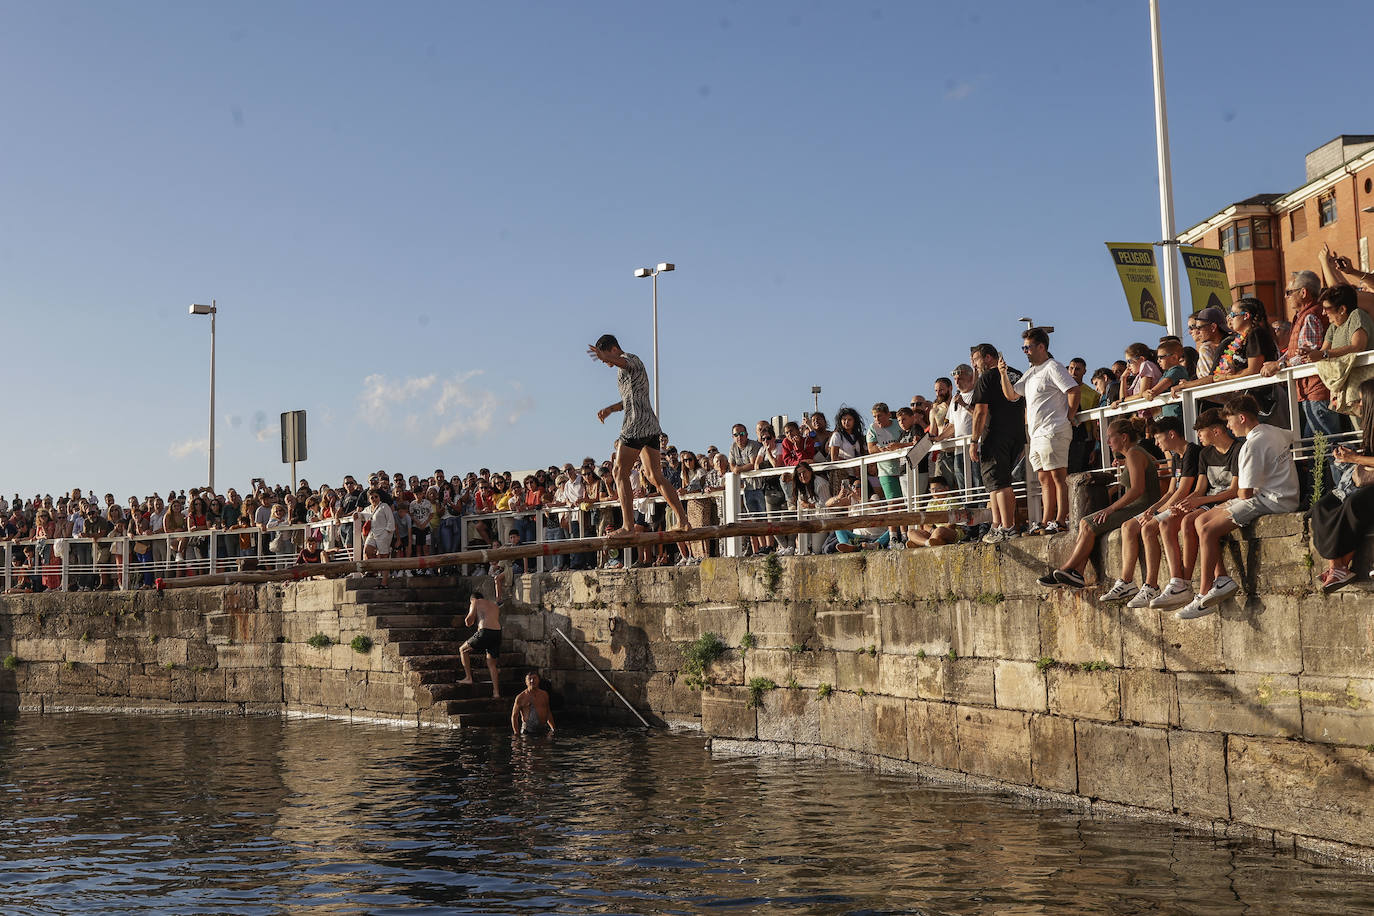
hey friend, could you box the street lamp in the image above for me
[189,301,217,490]
[633,262,674,418]
[811,386,822,415]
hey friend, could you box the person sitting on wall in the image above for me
[905,476,965,548]
[1037,417,1160,590]
[1175,394,1299,619]
[1309,378,1374,592]
[1097,416,1199,607]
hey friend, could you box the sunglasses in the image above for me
[732,431,748,437]
[1021,345,1033,352]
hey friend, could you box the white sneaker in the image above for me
[1099,579,1138,603]
[1126,584,1161,608]
[1176,596,1216,620]
[1149,579,1194,611]
[1200,575,1239,609]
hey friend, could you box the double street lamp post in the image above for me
[189,301,217,490]
[633,262,674,419]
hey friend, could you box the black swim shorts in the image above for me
[620,434,660,451]
[464,628,502,658]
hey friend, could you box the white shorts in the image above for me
[1224,495,1285,527]
[365,532,392,555]
[1028,428,1072,472]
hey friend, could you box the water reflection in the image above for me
[0,714,1370,914]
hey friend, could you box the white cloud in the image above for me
[169,438,209,459]
[358,371,533,447]
[943,79,976,101]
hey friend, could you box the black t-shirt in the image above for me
[1169,442,1201,486]
[971,368,1026,445]
[1199,439,1243,495]
[1244,326,1280,363]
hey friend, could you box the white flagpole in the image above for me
[1150,0,1182,338]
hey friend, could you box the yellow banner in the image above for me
[1105,243,1166,326]
[1179,245,1232,314]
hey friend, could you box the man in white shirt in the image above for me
[1177,393,1298,620]
[999,327,1079,533]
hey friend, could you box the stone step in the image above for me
[406,654,525,676]
[363,602,464,618]
[345,587,466,605]
[450,710,510,729]
[345,574,468,591]
[372,614,457,629]
[424,683,522,704]
[381,627,469,643]
[393,640,470,656]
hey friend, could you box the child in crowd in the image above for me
[905,476,965,548]
[1176,394,1298,619]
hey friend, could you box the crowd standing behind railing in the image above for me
[5,254,1374,614]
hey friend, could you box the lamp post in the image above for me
[189,301,217,490]
[811,386,822,415]
[633,262,674,418]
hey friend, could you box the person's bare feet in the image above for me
[455,677,474,686]
[492,690,500,699]
[606,527,634,537]
[669,522,691,533]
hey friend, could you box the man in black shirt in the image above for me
[968,342,1026,544]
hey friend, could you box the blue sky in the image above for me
[0,0,1360,497]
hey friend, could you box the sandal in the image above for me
[1322,567,1355,593]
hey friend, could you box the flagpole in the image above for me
[1149,0,1182,338]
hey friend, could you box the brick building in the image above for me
[1178,135,1374,322]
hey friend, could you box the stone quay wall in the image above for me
[0,580,437,724]
[513,513,1374,864]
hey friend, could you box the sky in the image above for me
[0,0,1362,498]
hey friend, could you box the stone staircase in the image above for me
[344,575,524,727]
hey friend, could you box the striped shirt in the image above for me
[617,353,662,441]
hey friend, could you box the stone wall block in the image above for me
[643,673,699,720]
[876,652,921,699]
[1297,676,1374,747]
[757,688,820,745]
[702,686,756,740]
[953,598,1041,661]
[1120,669,1179,727]
[818,690,866,754]
[1039,593,1122,665]
[1161,613,1224,673]
[994,659,1047,712]
[1120,605,1164,669]
[835,650,881,695]
[1300,591,1374,678]
[878,601,954,657]
[226,668,282,704]
[696,558,744,603]
[869,694,908,760]
[1220,594,1302,674]
[1228,736,1374,847]
[955,705,1032,785]
[743,649,793,687]
[814,604,876,653]
[1176,673,1301,738]
[906,699,959,770]
[1075,721,1172,810]
[789,650,837,689]
[703,650,744,688]
[1029,714,1077,793]
[1046,668,1120,722]
[995,537,1057,598]
[917,657,995,706]
[745,600,817,649]
[1168,730,1229,820]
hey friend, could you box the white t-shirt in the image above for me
[948,390,975,439]
[1013,358,1077,439]
[1236,422,1299,509]
[828,429,864,460]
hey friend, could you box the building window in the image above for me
[1220,225,1237,254]
[1319,191,1337,227]
[1252,217,1272,249]
[1237,222,1251,251]
[1291,207,1307,241]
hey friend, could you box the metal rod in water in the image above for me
[554,627,653,728]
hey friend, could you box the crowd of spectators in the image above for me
[4,253,1374,612]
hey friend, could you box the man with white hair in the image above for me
[1261,268,1339,438]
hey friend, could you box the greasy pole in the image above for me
[157,509,954,590]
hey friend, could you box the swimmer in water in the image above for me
[512,671,556,737]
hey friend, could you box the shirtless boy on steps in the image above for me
[457,568,504,697]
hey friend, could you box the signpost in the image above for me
[281,410,307,490]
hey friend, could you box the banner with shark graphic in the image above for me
[1179,246,1233,315]
[1105,243,1166,326]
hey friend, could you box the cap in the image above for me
[1194,306,1225,328]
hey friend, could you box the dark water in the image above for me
[0,715,1371,915]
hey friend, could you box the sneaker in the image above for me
[1053,568,1086,589]
[1176,596,1216,620]
[1024,521,1044,536]
[1042,520,1063,535]
[1037,570,1059,587]
[982,527,1009,545]
[604,559,623,569]
[1126,584,1161,608]
[1200,575,1239,609]
[836,542,858,553]
[1149,579,1194,611]
[1099,579,1138,603]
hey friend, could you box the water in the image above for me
[0,715,1371,915]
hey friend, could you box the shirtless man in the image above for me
[511,671,556,736]
[457,569,503,697]
[588,333,690,536]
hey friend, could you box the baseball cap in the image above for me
[1194,306,1225,328]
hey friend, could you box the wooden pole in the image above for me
[157,508,954,590]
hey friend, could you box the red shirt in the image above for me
[779,435,818,466]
